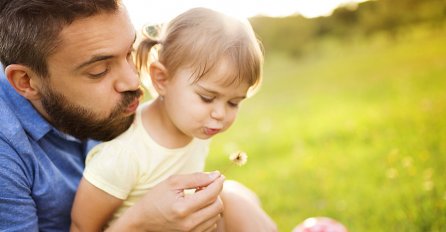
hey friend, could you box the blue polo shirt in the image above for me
[0,68,99,231]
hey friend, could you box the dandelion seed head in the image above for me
[229,151,248,166]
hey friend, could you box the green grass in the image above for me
[205,24,446,231]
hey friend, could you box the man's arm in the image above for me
[107,172,225,232]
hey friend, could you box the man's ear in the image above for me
[149,61,169,96]
[5,64,42,100]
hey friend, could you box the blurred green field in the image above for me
[205,24,446,231]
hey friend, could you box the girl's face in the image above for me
[162,60,251,140]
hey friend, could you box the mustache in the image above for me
[117,87,144,112]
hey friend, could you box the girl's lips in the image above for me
[204,128,221,136]
[124,99,139,114]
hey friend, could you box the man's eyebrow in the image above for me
[75,55,113,70]
[75,33,136,71]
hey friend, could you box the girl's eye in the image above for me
[228,102,239,108]
[199,95,214,103]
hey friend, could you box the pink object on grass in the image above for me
[292,217,348,232]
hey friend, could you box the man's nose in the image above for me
[115,61,140,92]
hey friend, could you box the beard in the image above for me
[40,85,143,141]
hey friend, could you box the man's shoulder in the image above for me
[0,96,24,142]
[0,97,31,169]
[0,97,32,185]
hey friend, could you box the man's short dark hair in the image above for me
[0,0,121,77]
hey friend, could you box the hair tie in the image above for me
[144,24,161,38]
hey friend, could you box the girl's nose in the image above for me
[211,104,225,120]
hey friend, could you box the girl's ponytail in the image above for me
[136,37,160,73]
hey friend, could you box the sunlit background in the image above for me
[123,0,446,231]
[124,0,366,28]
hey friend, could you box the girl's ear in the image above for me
[149,61,169,96]
[5,64,42,100]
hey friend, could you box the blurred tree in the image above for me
[250,16,318,57]
[250,0,446,56]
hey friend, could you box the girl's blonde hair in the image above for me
[136,7,264,95]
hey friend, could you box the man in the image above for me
[0,0,224,231]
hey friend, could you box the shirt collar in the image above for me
[0,67,80,142]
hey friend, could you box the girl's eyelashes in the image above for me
[228,101,239,108]
[199,95,215,103]
[198,93,242,107]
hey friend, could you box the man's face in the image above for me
[36,7,142,141]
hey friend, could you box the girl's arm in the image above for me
[71,177,123,232]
